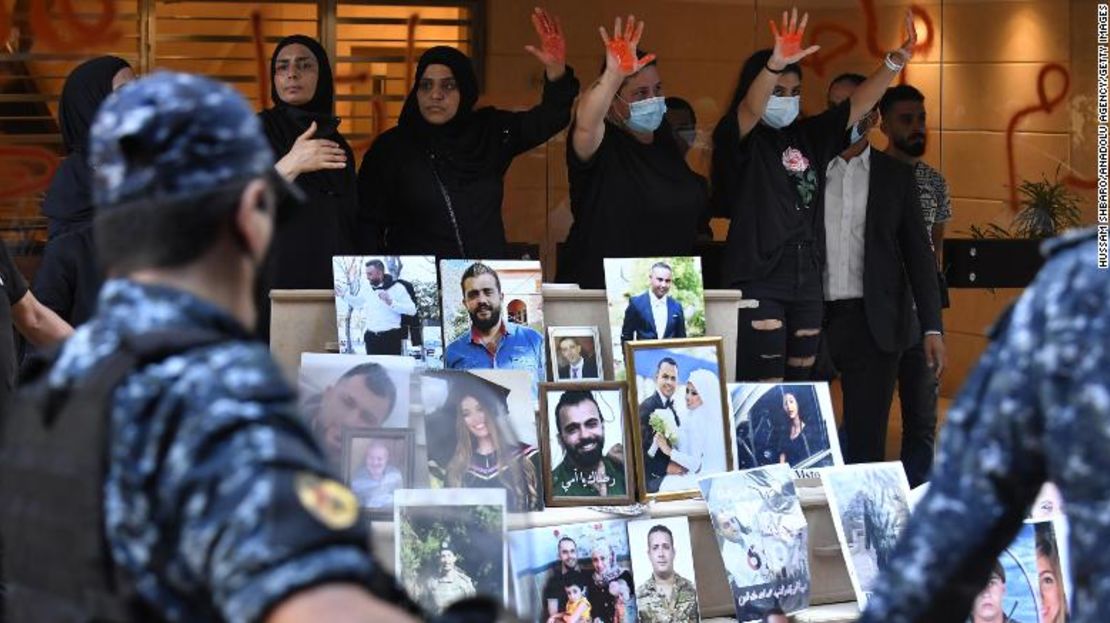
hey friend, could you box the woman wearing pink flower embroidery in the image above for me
[711,7,917,382]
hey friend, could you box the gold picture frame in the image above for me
[624,336,733,502]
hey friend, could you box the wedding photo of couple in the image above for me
[626,339,731,498]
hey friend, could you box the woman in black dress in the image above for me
[712,8,917,381]
[258,35,357,291]
[557,16,708,289]
[358,8,578,258]
[35,56,135,326]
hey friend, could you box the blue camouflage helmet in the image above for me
[88,71,301,208]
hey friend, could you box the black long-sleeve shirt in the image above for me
[357,69,579,258]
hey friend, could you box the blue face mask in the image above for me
[762,95,800,129]
[622,95,667,133]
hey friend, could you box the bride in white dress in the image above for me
[658,368,727,492]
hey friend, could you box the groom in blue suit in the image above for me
[620,262,687,343]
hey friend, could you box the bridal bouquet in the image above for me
[648,409,679,457]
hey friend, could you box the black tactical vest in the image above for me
[0,329,222,623]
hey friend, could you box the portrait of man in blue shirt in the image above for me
[445,262,546,385]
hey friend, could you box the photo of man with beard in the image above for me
[549,389,627,499]
[445,261,546,387]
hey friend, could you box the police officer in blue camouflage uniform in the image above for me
[7,72,419,623]
[858,228,1108,622]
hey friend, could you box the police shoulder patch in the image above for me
[294,471,359,530]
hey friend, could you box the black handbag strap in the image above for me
[428,152,467,257]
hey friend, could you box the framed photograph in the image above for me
[419,369,543,512]
[627,516,701,623]
[506,519,636,623]
[624,337,732,501]
[440,259,546,388]
[821,462,912,610]
[538,382,635,507]
[297,353,415,468]
[333,255,442,367]
[729,382,842,478]
[547,326,603,382]
[394,488,507,615]
[603,257,706,380]
[699,465,809,621]
[341,427,414,518]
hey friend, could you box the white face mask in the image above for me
[763,95,800,129]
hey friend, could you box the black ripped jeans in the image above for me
[736,242,824,381]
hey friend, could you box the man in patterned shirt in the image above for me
[879,84,952,486]
[2,72,418,622]
[858,228,1105,622]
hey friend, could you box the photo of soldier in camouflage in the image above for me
[628,518,700,623]
[394,489,506,615]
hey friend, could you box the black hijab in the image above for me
[42,56,131,238]
[59,55,131,154]
[268,34,335,118]
[258,34,353,196]
[396,46,500,181]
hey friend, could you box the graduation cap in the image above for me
[421,370,515,467]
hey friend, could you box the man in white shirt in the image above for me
[821,73,945,467]
[342,259,417,355]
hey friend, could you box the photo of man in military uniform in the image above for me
[635,524,699,623]
[424,543,477,614]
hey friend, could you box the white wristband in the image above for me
[884,52,905,72]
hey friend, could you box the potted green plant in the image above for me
[947,168,1084,288]
[1011,169,1083,239]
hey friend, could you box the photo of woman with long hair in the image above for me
[435,372,542,512]
[743,384,835,469]
[1035,523,1068,623]
[778,391,811,465]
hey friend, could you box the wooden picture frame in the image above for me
[341,427,416,519]
[538,381,636,507]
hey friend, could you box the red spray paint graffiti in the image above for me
[1005,64,1096,210]
[29,0,120,50]
[804,0,934,80]
[0,146,58,201]
[806,3,1090,203]
[250,11,270,110]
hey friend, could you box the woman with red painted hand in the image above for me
[259,35,357,293]
[712,8,916,381]
[358,7,579,258]
[557,16,708,289]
